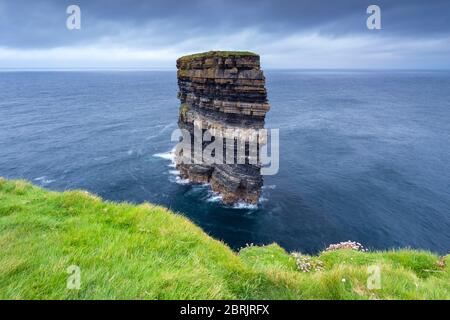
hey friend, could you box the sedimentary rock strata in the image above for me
[175,51,270,204]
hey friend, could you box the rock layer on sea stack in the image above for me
[175,51,270,204]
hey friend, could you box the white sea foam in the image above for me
[155,148,191,185]
[174,176,190,185]
[153,147,178,168]
[34,176,55,185]
[205,190,259,209]
[259,196,268,203]
[154,148,264,208]
[206,191,222,203]
[232,201,258,210]
[153,150,175,161]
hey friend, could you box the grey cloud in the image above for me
[1,0,450,49]
[0,0,449,69]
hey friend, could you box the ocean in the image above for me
[1,70,449,254]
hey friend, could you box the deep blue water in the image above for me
[1,70,449,254]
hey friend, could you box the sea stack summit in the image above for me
[175,51,271,204]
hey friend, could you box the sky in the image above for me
[1,0,450,69]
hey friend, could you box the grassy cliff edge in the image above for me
[0,178,448,299]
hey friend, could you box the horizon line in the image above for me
[1,67,450,72]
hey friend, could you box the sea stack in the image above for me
[175,51,270,204]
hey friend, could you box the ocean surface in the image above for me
[1,70,449,254]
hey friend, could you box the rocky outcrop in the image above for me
[175,51,270,204]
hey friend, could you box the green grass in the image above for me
[0,178,448,299]
[179,103,190,120]
[178,51,258,62]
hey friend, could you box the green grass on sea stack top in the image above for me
[0,178,449,300]
[178,50,259,61]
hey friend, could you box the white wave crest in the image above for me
[34,176,55,185]
[206,191,223,203]
[232,201,258,210]
[168,175,190,185]
[153,149,175,161]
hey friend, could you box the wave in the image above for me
[206,190,222,203]
[171,176,190,185]
[259,195,268,203]
[154,147,178,168]
[34,176,55,185]
[153,148,176,162]
[231,202,258,210]
[154,148,263,209]
[205,190,260,210]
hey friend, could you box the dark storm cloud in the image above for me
[1,0,449,69]
[1,0,450,49]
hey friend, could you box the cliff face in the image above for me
[175,51,270,204]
